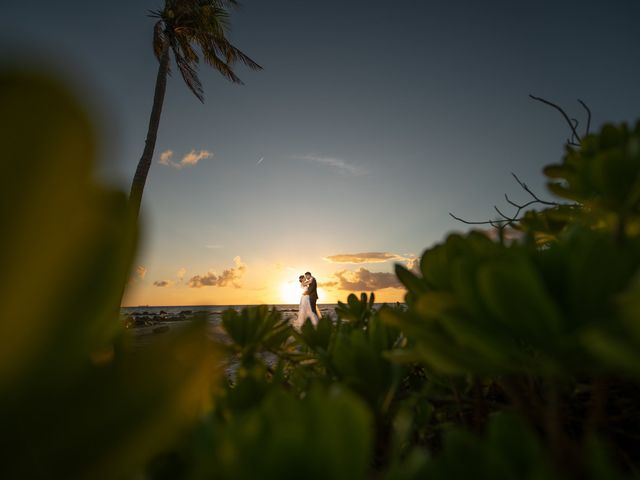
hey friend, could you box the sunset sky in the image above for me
[3,1,640,305]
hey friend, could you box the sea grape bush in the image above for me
[156,121,640,478]
[4,69,640,479]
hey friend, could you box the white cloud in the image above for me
[153,280,174,287]
[159,149,212,169]
[291,154,366,176]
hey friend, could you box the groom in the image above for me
[304,271,318,315]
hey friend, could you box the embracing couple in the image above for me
[296,271,321,327]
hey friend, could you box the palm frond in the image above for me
[214,0,241,8]
[200,33,261,70]
[177,35,199,64]
[170,37,204,101]
[201,48,243,84]
[196,4,231,34]
[159,0,259,95]
[224,44,262,71]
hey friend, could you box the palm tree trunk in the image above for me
[129,41,171,217]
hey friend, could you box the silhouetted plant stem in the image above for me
[544,380,583,477]
[449,380,466,426]
[586,376,608,437]
[499,376,534,423]
[545,380,562,453]
[130,40,170,217]
[472,378,488,431]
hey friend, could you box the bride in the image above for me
[295,274,319,327]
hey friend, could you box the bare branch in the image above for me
[450,174,558,230]
[505,194,540,211]
[450,94,588,232]
[511,173,557,206]
[529,94,583,146]
[570,118,580,144]
[578,99,592,136]
[493,205,514,222]
[504,193,520,208]
[448,212,509,226]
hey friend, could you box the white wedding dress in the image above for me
[295,284,319,328]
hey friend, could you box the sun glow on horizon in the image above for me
[281,280,303,305]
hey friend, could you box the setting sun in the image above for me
[281,280,302,305]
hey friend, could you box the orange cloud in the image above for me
[333,268,401,291]
[158,150,174,167]
[324,252,403,264]
[188,256,247,289]
[181,149,212,166]
[158,149,212,169]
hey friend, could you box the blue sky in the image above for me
[3,0,640,304]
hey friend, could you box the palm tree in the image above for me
[129,0,261,216]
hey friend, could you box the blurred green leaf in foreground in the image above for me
[0,70,218,479]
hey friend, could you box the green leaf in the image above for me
[395,264,428,296]
[0,70,218,479]
[478,257,563,343]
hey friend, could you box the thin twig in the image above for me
[529,94,583,145]
[505,194,539,210]
[577,99,591,136]
[493,205,512,221]
[448,212,508,226]
[449,93,590,230]
[450,173,558,230]
[511,173,558,206]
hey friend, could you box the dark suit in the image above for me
[306,277,318,315]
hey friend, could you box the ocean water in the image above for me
[120,304,340,324]
[120,304,342,349]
